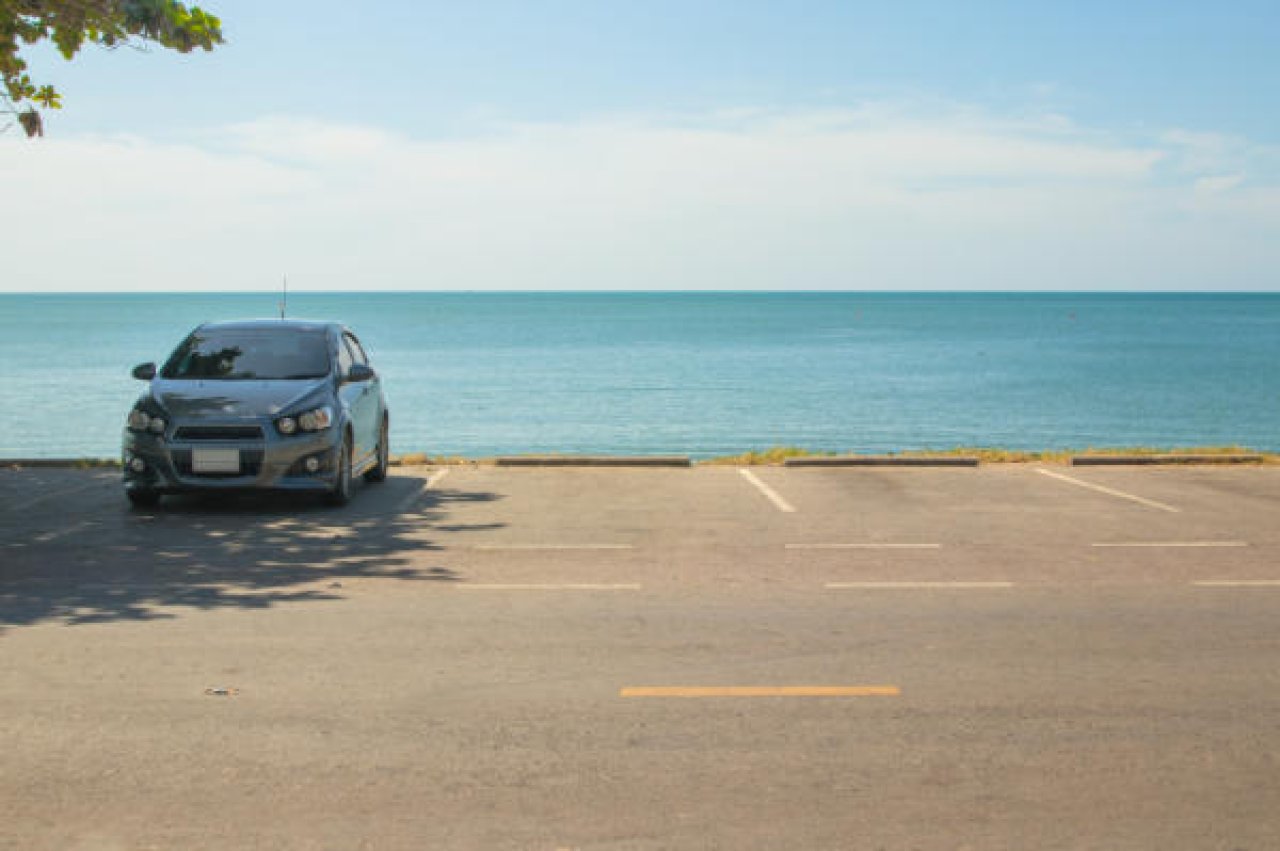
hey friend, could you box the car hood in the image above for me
[151,378,329,419]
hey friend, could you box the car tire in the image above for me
[324,432,353,507]
[364,417,389,483]
[126,489,161,508]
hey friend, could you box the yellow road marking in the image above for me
[825,581,1013,589]
[471,544,634,550]
[788,543,941,550]
[620,685,899,698]
[459,583,641,590]
[1093,541,1247,548]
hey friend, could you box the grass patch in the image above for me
[390,452,481,466]
[701,447,837,466]
[698,445,1277,465]
[902,447,1074,464]
[2,457,122,469]
[701,446,1065,465]
[1071,446,1279,464]
[1074,445,1257,457]
[71,457,122,469]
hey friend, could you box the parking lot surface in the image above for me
[3,464,1280,849]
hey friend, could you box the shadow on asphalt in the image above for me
[0,474,502,631]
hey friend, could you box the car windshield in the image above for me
[161,328,330,380]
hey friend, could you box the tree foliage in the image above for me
[1,0,222,136]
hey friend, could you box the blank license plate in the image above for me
[192,448,241,474]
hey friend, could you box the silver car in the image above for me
[122,319,390,507]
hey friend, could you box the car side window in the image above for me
[336,335,354,377]
[344,333,370,367]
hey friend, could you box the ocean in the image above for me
[1,292,1277,459]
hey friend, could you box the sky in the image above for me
[2,0,1279,292]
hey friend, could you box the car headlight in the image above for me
[277,406,332,435]
[127,407,168,435]
[298,406,333,431]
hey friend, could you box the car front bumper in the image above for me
[123,420,341,495]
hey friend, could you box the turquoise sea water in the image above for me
[1,292,1277,459]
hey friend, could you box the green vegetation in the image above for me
[701,446,837,466]
[901,447,1071,464]
[699,446,1052,465]
[1073,445,1261,457]
[2,0,222,136]
[1072,446,1278,465]
[697,445,1276,465]
[71,457,122,469]
[390,452,478,467]
[4,446,1276,469]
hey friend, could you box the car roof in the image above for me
[195,319,343,334]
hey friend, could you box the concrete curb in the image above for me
[495,455,692,468]
[784,456,980,468]
[3,458,120,468]
[1071,454,1264,466]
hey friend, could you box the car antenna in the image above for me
[279,275,287,319]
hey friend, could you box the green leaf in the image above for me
[33,85,61,109]
[1,1,225,133]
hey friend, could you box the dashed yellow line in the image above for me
[1093,541,1247,548]
[825,581,1012,589]
[788,543,941,550]
[620,685,900,698]
[458,583,642,590]
[471,544,634,550]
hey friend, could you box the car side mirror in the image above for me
[132,362,157,381]
[346,364,376,383]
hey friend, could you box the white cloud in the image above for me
[1,104,1277,291]
[1194,173,1245,195]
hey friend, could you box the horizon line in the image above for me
[3,289,1278,297]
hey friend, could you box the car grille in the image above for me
[171,449,265,478]
[174,425,265,441]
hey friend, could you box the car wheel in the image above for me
[364,417,389,483]
[325,432,353,507]
[126,489,161,508]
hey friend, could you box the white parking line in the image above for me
[392,468,450,515]
[788,543,941,550]
[739,469,796,513]
[33,520,98,544]
[471,544,634,551]
[1193,580,1280,587]
[1034,468,1180,513]
[6,480,106,514]
[1093,541,1248,548]
[456,583,642,590]
[826,581,1014,589]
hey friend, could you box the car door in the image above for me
[335,333,367,464]
[341,331,379,466]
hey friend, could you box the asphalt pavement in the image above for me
[2,464,1279,849]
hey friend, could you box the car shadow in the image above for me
[0,472,502,631]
